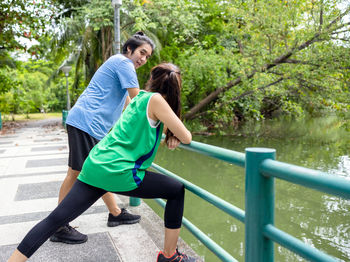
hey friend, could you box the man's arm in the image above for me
[123,88,140,109]
[123,96,131,110]
[127,88,139,99]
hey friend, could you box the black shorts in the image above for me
[67,124,100,171]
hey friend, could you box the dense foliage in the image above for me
[0,60,66,118]
[0,0,349,131]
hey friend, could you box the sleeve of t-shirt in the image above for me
[116,59,139,90]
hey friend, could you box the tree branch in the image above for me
[195,77,285,119]
[183,8,350,120]
[267,70,285,76]
[330,37,349,41]
[283,59,320,67]
[283,59,350,70]
[121,21,135,31]
[231,77,285,101]
[294,76,326,91]
[326,21,350,34]
[238,40,244,55]
[319,0,324,31]
[331,29,350,35]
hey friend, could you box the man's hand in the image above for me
[123,96,131,110]
[167,136,181,150]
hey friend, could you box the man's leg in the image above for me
[102,192,121,216]
[50,167,88,244]
[104,193,141,227]
[59,167,120,216]
[58,167,79,203]
[58,167,140,227]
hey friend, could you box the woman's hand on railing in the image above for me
[167,136,180,150]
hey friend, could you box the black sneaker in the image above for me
[107,208,141,227]
[49,225,88,244]
[157,249,196,262]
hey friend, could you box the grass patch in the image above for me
[1,112,61,122]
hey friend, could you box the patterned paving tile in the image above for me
[31,146,67,152]
[0,171,65,180]
[0,232,121,262]
[0,205,108,225]
[14,181,62,201]
[0,141,12,145]
[33,139,62,142]
[26,158,67,168]
[0,135,18,139]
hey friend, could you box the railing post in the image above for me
[129,197,141,206]
[245,148,276,262]
[62,110,68,129]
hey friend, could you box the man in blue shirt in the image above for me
[50,32,155,244]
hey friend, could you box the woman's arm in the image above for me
[148,94,192,144]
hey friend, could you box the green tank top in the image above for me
[78,91,163,192]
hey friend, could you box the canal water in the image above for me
[145,115,350,261]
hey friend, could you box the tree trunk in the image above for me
[101,27,106,62]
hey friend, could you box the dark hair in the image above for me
[122,31,155,55]
[145,63,182,143]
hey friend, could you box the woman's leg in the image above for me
[116,171,185,256]
[8,180,106,261]
[164,228,181,257]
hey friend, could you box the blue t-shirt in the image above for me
[66,54,139,140]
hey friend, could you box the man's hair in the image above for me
[122,32,155,55]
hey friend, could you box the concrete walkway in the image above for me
[0,118,201,262]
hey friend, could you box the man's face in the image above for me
[126,43,152,69]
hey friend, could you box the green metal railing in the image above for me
[130,139,350,262]
[62,110,69,128]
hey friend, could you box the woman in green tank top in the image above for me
[9,63,196,262]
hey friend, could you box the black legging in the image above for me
[17,171,185,258]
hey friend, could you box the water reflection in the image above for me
[148,116,350,261]
[335,156,350,178]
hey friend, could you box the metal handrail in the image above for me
[151,163,245,223]
[260,159,350,199]
[131,139,349,261]
[263,224,337,262]
[178,140,245,167]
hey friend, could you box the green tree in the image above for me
[9,0,347,130]
[0,0,55,53]
[182,0,350,122]
[0,59,65,116]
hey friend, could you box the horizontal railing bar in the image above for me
[154,198,238,262]
[260,159,350,199]
[151,163,245,223]
[263,224,337,262]
[178,140,245,167]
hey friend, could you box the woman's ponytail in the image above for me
[145,63,182,143]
